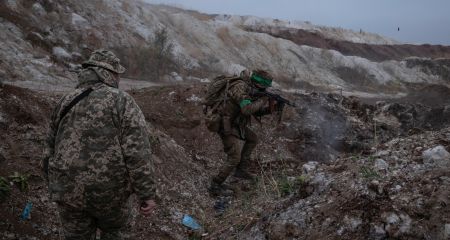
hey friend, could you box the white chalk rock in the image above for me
[422,145,450,168]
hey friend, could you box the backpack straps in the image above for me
[59,88,93,123]
[223,79,230,106]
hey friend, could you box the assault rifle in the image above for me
[250,88,296,123]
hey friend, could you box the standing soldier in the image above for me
[44,49,156,239]
[204,69,279,196]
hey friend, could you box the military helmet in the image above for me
[82,49,126,74]
[250,69,273,88]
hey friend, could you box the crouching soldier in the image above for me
[203,69,280,196]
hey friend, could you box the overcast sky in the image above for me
[144,0,450,45]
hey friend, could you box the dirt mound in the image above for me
[0,84,54,126]
[0,85,59,240]
[249,26,450,62]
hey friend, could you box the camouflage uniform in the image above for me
[44,50,155,240]
[211,71,273,186]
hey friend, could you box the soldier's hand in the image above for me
[275,101,285,111]
[269,98,277,113]
[140,199,156,216]
[256,96,269,102]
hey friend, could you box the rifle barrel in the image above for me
[263,91,296,107]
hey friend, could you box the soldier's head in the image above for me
[82,49,125,87]
[249,69,273,90]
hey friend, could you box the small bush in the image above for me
[360,166,380,179]
[277,175,309,197]
[296,175,308,184]
[0,176,11,199]
[9,172,29,192]
[278,176,293,197]
[114,28,179,81]
[366,155,376,163]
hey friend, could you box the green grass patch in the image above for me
[0,176,11,199]
[9,172,29,192]
[360,166,380,179]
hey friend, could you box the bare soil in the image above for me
[249,27,450,62]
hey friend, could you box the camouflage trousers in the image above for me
[57,195,134,240]
[213,127,258,184]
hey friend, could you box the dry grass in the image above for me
[216,26,232,45]
[216,26,251,48]
[186,10,214,21]
[185,45,204,60]
[92,0,108,11]
[121,1,133,14]
[204,155,309,239]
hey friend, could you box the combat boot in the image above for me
[208,181,224,197]
[209,180,235,197]
[233,169,256,180]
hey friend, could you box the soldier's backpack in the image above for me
[203,75,241,132]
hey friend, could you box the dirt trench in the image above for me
[248,26,450,62]
[1,83,450,239]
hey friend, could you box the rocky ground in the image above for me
[1,81,449,239]
[241,128,450,240]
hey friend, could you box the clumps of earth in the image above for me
[1,83,450,239]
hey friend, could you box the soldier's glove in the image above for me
[258,96,270,102]
[269,98,277,113]
[275,101,285,112]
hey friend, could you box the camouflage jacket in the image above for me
[222,77,270,138]
[45,68,155,205]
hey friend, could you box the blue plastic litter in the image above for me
[20,202,32,220]
[182,214,202,230]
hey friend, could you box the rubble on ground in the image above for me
[240,126,450,239]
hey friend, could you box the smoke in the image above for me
[276,92,354,163]
[299,101,348,162]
